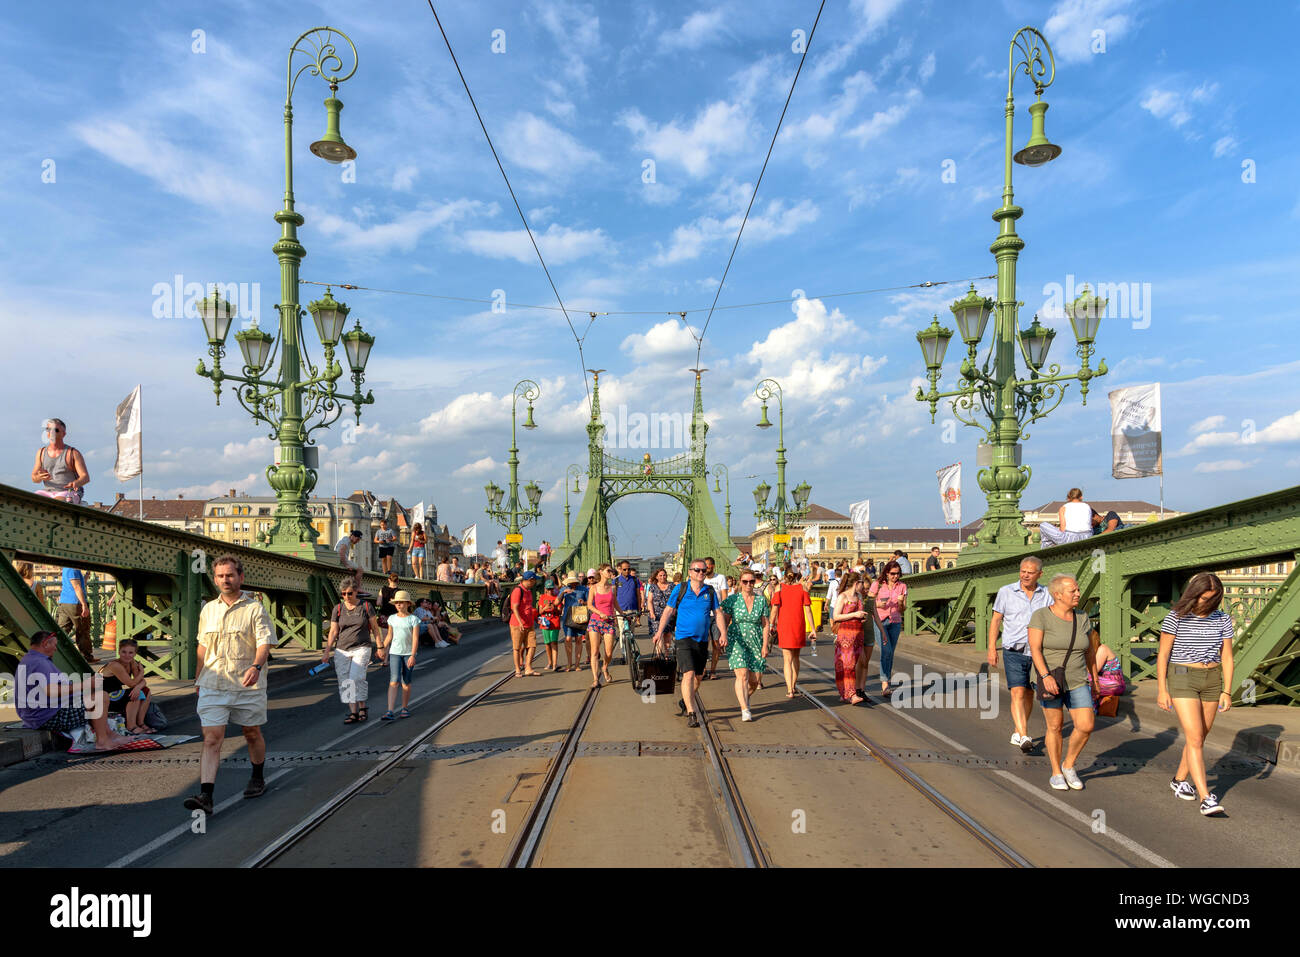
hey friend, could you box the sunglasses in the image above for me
[741,579,755,584]
[690,567,704,573]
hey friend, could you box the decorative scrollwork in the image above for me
[287,27,358,101]
[1009,26,1055,97]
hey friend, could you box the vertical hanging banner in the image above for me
[411,502,425,534]
[849,499,870,542]
[113,385,143,480]
[802,524,821,555]
[937,463,962,526]
[1109,383,1163,478]
[460,523,478,558]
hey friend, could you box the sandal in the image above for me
[343,712,360,724]
[357,707,368,722]
[397,708,411,719]
[381,710,397,721]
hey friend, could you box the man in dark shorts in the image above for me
[651,559,726,727]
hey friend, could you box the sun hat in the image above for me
[392,590,413,604]
[564,573,580,585]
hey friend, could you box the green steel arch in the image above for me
[549,370,737,575]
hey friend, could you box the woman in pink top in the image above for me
[869,560,907,695]
[586,564,618,687]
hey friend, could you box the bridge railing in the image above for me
[0,483,495,682]
[903,483,1300,705]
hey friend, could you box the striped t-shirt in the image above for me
[1161,609,1233,664]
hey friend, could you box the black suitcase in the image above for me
[641,653,677,696]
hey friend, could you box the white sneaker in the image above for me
[1019,734,1034,754]
[1049,774,1068,791]
[741,709,753,722]
[1062,767,1084,790]
[1170,779,1197,801]
[434,640,450,648]
[1199,793,1225,816]
[1010,732,1024,748]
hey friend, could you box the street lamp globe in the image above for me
[198,291,236,345]
[308,287,350,346]
[1019,315,1056,370]
[756,403,773,429]
[916,315,955,370]
[524,481,542,509]
[235,324,275,373]
[309,96,358,164]
[753,481,771,508]
[950,283,994,345]
[792,481,812,509]
[341,318,374,373]
[1013,100,1062,167]
[1065,285,1107,345]
[522,402,538,430]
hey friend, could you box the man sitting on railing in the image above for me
[415,598,450,648]
[16,631,131,751]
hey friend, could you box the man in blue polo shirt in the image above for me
[613,560,643,661]
[652,558,726,727]
[988,556,1052,753]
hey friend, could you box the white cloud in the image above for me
[620,319,698,362]
[312,199,483,254]
[161,473,261,500]
[1178,431,1241,455]
[918,52,936,82]
[1189,415,1226,434]
[811,0,906,81]
[749,297,858,369]
[453,456,500,477]
[533,0,600,88]
[1256,409,1300,443]
[1193,459,1256,473]
[1141,89,1191,128]
[659,9,727,52]
[1044,0,1136,64]
[1212,136,1237,158]
[620,101,750,177]
[461,223,611,264]
[781,71,876,144]
[651,195,819,265]
[846,90,922,146]
[221,437,275,461]
[501,112,601,179]
[391,165,418,191]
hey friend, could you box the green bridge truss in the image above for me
[903,483,1300,705]
[547,370,737,576]
[0,484,498,683]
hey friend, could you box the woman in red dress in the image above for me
[768,567,811,698]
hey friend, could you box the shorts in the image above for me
[1169,663,1223,701]
[41,706,88,733]
[539,629,560,644]
[107,688,146,714]
[1040,683,1094,710]
[589,618,614,638]
[196,687,268,727]
[379,545,395,557]
[389,654,415,685]
[510,626,536,650]
[1003,648,1035,690]
[674,637,708,676]
[410,547,426,558]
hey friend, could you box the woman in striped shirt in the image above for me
[1157,572,1235,816]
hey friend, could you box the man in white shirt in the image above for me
[336,530,363,590]
[989,556,1053,753]
[493,542,507,571]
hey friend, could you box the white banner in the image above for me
[802,524,820,555]
[460,523,477,558]
[937,463,962,526]
[113,385,143,481]
[849,499,870,542]
[411,502,425,534]
[1109,383,1163,478]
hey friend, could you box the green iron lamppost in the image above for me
[485,379,543,567]
[196,27,373,560]
[562,464,584,548]
[753,379,812,552]
[914,26,1107,555]
[713,463,731,541]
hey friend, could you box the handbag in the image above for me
[1036,612,1078,701]
[566,604,589,627]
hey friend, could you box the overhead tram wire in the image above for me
[425,1,591,407]
[298,273,997,319]
[692,0,826,368]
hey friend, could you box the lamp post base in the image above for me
[263,540,339,564]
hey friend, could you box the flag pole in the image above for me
[138,386,144,521]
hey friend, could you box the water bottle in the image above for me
[308,661,332,677]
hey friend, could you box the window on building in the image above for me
[820,537,826,550]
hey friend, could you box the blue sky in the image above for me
[3,0,1298,555]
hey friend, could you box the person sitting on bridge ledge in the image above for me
[99,638,153,734]
[336,530,364,590]
[16,630,132,751]
[1091,508,1125,534]
[652,558,726,727]
[31,417,90,504]
[1038,488,1095,547]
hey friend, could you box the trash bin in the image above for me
[641,654,678,696]
[809,597,825,634]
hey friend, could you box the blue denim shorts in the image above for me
[1003,649,1035,690]
[1040,683,1093,710]
[389,654,414,685]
